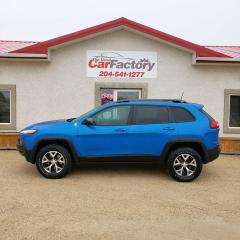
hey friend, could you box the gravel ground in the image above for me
[0,151,240,240]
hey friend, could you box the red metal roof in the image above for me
[0,40,38,53]
[205,46,240,58]
[10,18,229,58]
[0,18,239,61]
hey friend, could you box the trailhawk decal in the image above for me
[86,51,157,78]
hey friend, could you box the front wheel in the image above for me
[167,147,202,182]
[36,144,72,179]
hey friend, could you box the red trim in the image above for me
[196,60,240,64]
[11,18,229,58]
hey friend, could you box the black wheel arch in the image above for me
[32,137,79,164]
[160,139,208,163]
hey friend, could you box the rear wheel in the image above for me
[36,144,72,179]
[167,147,202,182]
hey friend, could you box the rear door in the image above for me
[129,105,178,155]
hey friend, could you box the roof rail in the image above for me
[115,99,188,103]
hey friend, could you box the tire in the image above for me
[167,147,202,182]
[36,144,72,179]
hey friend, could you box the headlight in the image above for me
[20,129,37,135]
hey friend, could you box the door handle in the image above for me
[114,128,127,132]
[162,127,175,130]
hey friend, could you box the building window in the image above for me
[95,82,148,107]
[0,90,10,123]
[224,89,240,134]
[0,85,16,130]
[229,96,240,127]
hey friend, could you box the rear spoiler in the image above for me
[191,103,204,109]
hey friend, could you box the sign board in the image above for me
[87,50,157,78]
[101,90,113,105]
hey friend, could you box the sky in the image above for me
[0,0,239,46]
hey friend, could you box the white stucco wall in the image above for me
[0,29,240,136]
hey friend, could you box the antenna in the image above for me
[180,91,184,100]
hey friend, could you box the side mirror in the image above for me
[83,118,94,126]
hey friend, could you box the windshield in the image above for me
[66,106,106,122]
[77,106,100,119]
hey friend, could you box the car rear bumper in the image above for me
[16,138,35,164]
[204,145,221,164]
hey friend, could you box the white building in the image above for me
[0,18,240,152]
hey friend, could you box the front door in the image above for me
[77,105,134,157]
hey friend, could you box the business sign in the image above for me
[87,50,157,78]
[101,90,113,105]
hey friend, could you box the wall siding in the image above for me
[0,134,18,149]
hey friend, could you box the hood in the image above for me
[22,119,68,130]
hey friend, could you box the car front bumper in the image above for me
[16,138,35,164]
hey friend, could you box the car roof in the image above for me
[110,99,204,109]
[115,99,187,103]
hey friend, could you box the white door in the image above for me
[113,89,141,101]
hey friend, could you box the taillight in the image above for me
[210,121,219,129]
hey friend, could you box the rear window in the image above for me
[134,105,169,124]
[170,107,195,122]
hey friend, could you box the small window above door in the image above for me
[114,89,141,102]
[95,82,148,107]
[100,89,141,105]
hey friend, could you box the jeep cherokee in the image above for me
[17,99,220,181]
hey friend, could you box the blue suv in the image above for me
[17,99,220,181]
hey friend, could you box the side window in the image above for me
[92,105,131,126]
[134,105,169,124]
[170,107,195,122]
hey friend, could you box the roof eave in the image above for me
[194,57,240,64]
[0,53,49,61]
[9,17,230,59]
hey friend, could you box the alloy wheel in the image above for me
[41,151,66,174]
[173,153,197,177]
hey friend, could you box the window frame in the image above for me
[224,89,240,134]
[89,105,134,126]
[132,104,170,125]
[113,89,142,102]
[0,85,16,131]
[95,82,148,107]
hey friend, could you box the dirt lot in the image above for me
[0,151,240,240]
